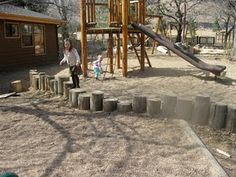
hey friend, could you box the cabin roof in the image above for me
[0,4,64,25]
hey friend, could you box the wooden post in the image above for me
[103,98,118,112]
[40,75,46,91]
[91,90,104,111]
[108,0,114,25]
[162,94,177,117]
[122,0,128,77]
[117,101,132,112]
[87,0,91,22]
[45,75,54,91]
[138,1,141,23]
[63,81,73,99]
[54,79,58,95]
[147,98,161,116]
[29,71,38,89]
[135,2,138,22]
[10,80,23,93]
[226,105,236,133]
[49,79,55,94]
[32,74,39,91]
[132,96,147,113]
[69,88,86,107]
[108,33,114,73]
[140,0,145,71]
[192,96,210,125]
[116,33,121,69]
[114,0,118,22]
[57,76,70,96]
[117,0,121,23]
[80,0,88,77]
[38,72,45,91]
[209,103,227,129]
[29,69,37,88]
[91,0,96,22]
[78,94,91,110]
[176,98,193,121]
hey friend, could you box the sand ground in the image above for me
[0,51,236,176]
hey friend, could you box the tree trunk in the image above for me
[176,24,183,42]
[230,21,236,60]
[182,0,187,43]
[224,17,230,48]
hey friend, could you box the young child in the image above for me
[60,38,81,88]
[93,55,103,80]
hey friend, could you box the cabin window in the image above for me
[21,24,33,47]
[5,22,19,38]
[34,25,45,55]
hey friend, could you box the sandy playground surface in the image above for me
[0,51,236,176]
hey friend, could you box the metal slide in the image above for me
[132,23,226,76]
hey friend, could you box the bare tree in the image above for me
[158,0,203,42]
[225,0,236,59]
[0,0,49,12]
[206,0,236,58]
[210,1,235,48]
[47,0,79,39]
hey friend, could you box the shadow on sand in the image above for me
[128,67,236,86]
[0,99,201,177]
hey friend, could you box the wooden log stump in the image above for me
[40,75,46,91]
[176,98,193,121]
[132,96,147,113]
[45,75,55,91]
[162,94,177,117]
[208,102,216,127]
[53,79,58,95]
[32,75,39,91]
[117,101,132,112]
[78,94,90,110]
[29,69,37,88]
[209,102,227,129]
[147,98,161,116]
[191,95,210,125]
[226,105,236,133]
[30,71,38,89]
[57,76,70,96]
[69,88,86,107]
[10,80,23,93]
[91,90,104,111]
[63,81,73,99]
[103,98,118,112]
[38,72,45,91]
[49,79,55,94]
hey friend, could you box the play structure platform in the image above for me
[132,23,226,76]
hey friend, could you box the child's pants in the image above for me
[69,66,80,88]
[71,74,80,88]
[94,68,101,78]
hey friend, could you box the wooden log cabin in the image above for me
[0,4,64,71]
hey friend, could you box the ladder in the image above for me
[128,32,152,67]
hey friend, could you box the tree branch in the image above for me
[0,0,14,5]
[187,1,201,11]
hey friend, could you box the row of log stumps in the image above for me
[29,69,236,133]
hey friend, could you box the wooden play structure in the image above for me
[79,0,226,77]
[80,0,153,77]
